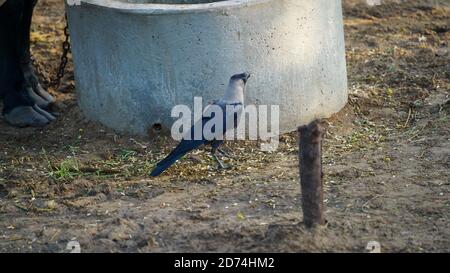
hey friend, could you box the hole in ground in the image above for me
[152,123,162,132]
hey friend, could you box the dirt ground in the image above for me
[0,0,449,253]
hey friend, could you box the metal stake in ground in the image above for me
[298,120,326,228]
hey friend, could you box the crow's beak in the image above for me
[243,72,251,83]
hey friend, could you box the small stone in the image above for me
[46,200,57,210]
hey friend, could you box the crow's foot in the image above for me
[212,153,231,170]
[217,148,234,159]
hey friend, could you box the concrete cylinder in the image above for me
[66,0,347,135]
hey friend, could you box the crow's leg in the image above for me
[211,140,231,169]
[19,0,55,109]
[211,148,227,169]
[0,0,51,127]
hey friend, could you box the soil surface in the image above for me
[0,0,449,252]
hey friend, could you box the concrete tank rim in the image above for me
[75,0,273,14]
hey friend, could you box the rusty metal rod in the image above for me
[298,120,326,228]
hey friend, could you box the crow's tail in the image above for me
[150,139,204,177]
[150,149,184,177]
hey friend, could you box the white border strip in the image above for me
[74,0,273,14]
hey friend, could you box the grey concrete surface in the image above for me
[66,0,348,136]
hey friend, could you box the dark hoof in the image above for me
[34,83,56,105]
[32,105,56,122]
[25,86,50,109]
[21,61,56,107]
[3,106,51,127]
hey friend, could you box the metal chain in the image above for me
[52,13,71,88]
